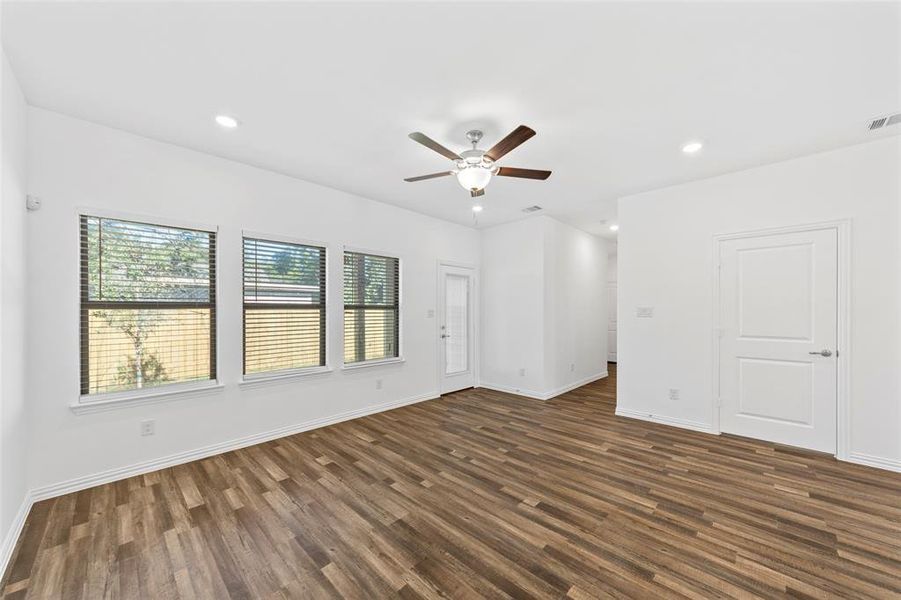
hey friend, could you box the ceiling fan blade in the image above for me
[471,188,485,198]
[485,125,536,161]
[496,167,552,180]
[404,171,454,182]
[408,132,462,161]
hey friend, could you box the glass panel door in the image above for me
[439,264,475,394]
[444,274,469,374]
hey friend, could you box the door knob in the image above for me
[440,334,450,339]
[808,349,833,357]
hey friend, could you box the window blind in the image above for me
[80,215,216,395]
[243,237,326,375]
[343,251,400,363]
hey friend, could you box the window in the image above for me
[80,215,216,396]
[344,251,400,364]
[243,237,326,376]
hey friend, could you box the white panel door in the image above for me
[439,265,475,394]
[607,283,617,362]
[719,228,838,453]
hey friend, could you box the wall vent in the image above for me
[521,205,543,213]
[867,111,901,131]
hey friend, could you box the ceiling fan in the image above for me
[404,125,551,197]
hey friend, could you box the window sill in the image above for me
[341,357,405,371]
[71,381,225,415]
[239,366,333,387]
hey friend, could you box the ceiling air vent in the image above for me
[521,205,543,214]
[867,111,901,131]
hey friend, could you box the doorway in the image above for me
[607,251,617,363]
[716,224,845,453]
[438,263,476,394]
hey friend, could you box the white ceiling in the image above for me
[3,2,899,238]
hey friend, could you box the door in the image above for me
[607,283,617,362]
[718,228,838,453]
[439,265,475,394]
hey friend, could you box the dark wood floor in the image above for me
[4,366,901,599]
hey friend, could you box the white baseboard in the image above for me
[614,406,719,434]
[477,382,547,400]
[478,371,608,401]
[0,492,33,581]
[543,371,608,400]
[846,452,901,473]
[615,409,901,473]
[31,391,438,502]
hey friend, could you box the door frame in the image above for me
[436,261,479,394]
[711,219,851,460]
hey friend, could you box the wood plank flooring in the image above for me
[4,365,901,599]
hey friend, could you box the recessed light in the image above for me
[215,114,240,129]
[609,224,619,232]
[472,205,484,213]
[681,141,703,154]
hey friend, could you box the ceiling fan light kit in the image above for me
[405,125,551,198]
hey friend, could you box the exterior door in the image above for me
[439,265,475,394]
[718,228,838,453]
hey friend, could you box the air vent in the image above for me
[867,111,901,131]
[521,205,543,213]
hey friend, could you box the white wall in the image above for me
[480,215,608,398]
[0,53,29,561]
[618,136,901,469]
[544,218,609,393]
[480,217,547,394]
[26,108,480,491]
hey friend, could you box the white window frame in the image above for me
[71,207,223,414]
[239,230,333,385]
[340,245,404,370]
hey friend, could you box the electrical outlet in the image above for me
[668,389,680,401]
[519,368,526,377]
[570,363,575,372]
[140,419,155,436]
[636,306,655,318]
[375,379,383,390]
